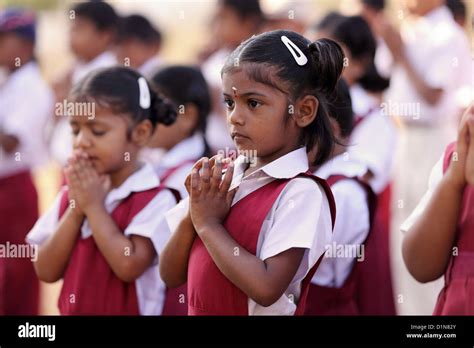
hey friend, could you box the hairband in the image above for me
[281,35,308,66]
[138,77,151,109]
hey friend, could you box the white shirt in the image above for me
[141,132,205,198]
[400,155,444,233]
[0,62,54,178]
[26,162,177,315]
[312,153,370,287]
[349,84,399,193]
[379,6,471,126]
[165,147,333,315]
[138,56,162,79]
[50,51,118,165]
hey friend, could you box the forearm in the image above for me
[197,223,286,307]
[403,177,464,282]
[159,213,197,287]
[86,205,141,281]
[400,56,442,105]
[35,209,84,282]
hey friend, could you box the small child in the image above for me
[115,14,162,78]
[306,79,375,315]
[160,30,343,315]
[142,66,211,198]
[27,67,180,315]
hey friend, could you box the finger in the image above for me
[226,187,238,206]
[190,168,201,199]
[200,157,211,192]
[457,116,470,158]
[210,157,223,194]
[219,161,234,195]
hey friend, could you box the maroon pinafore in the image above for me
[304,175,376,315]
[434,142,474,315]
[57,186,184,315]
[187,173,336,315]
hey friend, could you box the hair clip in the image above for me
[281,35,308,66]
[138,77,151,109]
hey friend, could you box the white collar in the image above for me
[73,51,117,84]
[2,61,36,88]
[350,84,378,117]
[159,132,206,169]
[231,147,309,188]
[105,162,160,205]
[138,56,161,78]
[423,6,451,24]
[314,152,367,180]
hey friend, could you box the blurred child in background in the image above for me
[0,8,54,315]
[306,79,375,315]
[201,0,264,154]
[115,14,162,78]
[142,66,211,199]
[50,1,119,170]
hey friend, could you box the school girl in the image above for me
[402,104,474,315]
[142,66,212,199]
[160,30,344,315]
[312,14,398,315]
[306,79,375,315]
[27,67,184,315]
[0,8,54,315]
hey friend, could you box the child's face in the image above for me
[0,33,32,69]
[222,69,301,160]
[213,5,258,48]
[69,104,139,175]
[114,39,158,69]
[69,17,112,61]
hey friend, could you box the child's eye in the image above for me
[71,128,79,136]
[248,99,262,109]
[223,98,235,110]
[92,129,106,136]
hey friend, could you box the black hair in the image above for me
[446,0,466,19]
[314,11,345,33]
[117,14,162,44]
[71,1,119,32]
[152,66,212,157]
[330,15,389,92]
[361,0,386,11]
[327,78,354,138]
[221,29,345,165]
[70,67,177,133]
[220,0,263,20]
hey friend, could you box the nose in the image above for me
[73,130,92,150]
[228,104,245,126]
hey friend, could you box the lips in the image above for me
[231,131,250,140]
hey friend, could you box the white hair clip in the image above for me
[281,35,308,66]
[138,77,151,109]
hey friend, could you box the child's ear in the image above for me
[131,119,153,146]
[294,95,319,128]
[179,103,199,135]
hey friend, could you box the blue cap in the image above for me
[0,8,36,42]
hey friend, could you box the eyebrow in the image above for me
[223,91,268,98]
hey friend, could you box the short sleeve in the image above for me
[26,189,64,245]
[124,189,178,256]
[400,155,444,233]
[259,177,332,262]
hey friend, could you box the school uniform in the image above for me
[402,142,474,315]
[306,153,371,315]
[349,84,398,315]
[141,132,205,199]
[50,51,117,166]
[137,56,162,79]
[26,163,186,315]
[165,147,336,315]
[0,61,54,315]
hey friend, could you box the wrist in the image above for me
[83,201,106,217]
[194,220,222,237]
[442,173,466,193]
